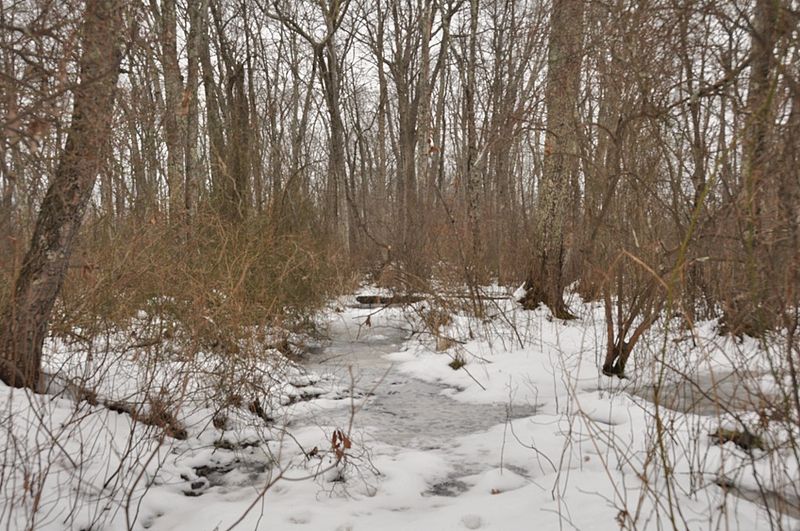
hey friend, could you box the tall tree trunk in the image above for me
[244,5,264,213]
[410,0,433,274]
[223,63,251,222]
[319,37,352,252]
[0,0,123,389]
[199,1,226,210]
[729,0,780,334]
[184,0,204,223]
[522,0,584,318]
[159,0,185,223]
[465,0,480,270]
[375,6,388,232]
[0,83,19,263]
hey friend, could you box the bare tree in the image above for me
[184,0,205,222]
[521,0,585,318]
[264,0,356,249]
[0,0,124,388]
[730,0,783,333]
[156,0,186,222]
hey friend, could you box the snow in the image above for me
[1,289,797,530]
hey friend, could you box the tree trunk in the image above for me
[184,0,204,223]
[319,38,352,252]
[465,0,481,270]
[223,63,251,222]
[375,7,388,229]
[0,83,18,262]
[726,0,780,335]
[0,0,123,389]
[199,1,226,211]
[522,0,584,319]
[159,0,185,223]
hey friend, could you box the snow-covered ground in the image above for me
[1,288,798,530]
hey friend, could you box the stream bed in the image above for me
[300,308,537,449]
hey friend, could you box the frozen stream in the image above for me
[299,307,537,450]
[189,306,540,501]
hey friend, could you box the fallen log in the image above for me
[355,294,424,306]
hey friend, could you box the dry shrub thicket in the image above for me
[0,0,799,528]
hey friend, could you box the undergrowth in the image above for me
[52,208,351,352]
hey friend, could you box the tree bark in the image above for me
[184,0,204,222]
[0,0,123,389]
[465,0,481,269]
[727,0,780,335]
[159,0,185,223]
[223,63,251,222]
[318,35,352,252]
[522,0,584,319]
[199,1,226,212]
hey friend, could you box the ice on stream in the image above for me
[298,310,538,450]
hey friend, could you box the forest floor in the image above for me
[1,287,797,530]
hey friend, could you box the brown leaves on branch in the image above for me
[331,428,352,462]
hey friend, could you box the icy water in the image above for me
[630,371,800,517]
[191,308,535,496]
[631,370,768,416]
[301,308,537,449]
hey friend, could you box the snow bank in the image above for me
[1,288,796,530]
